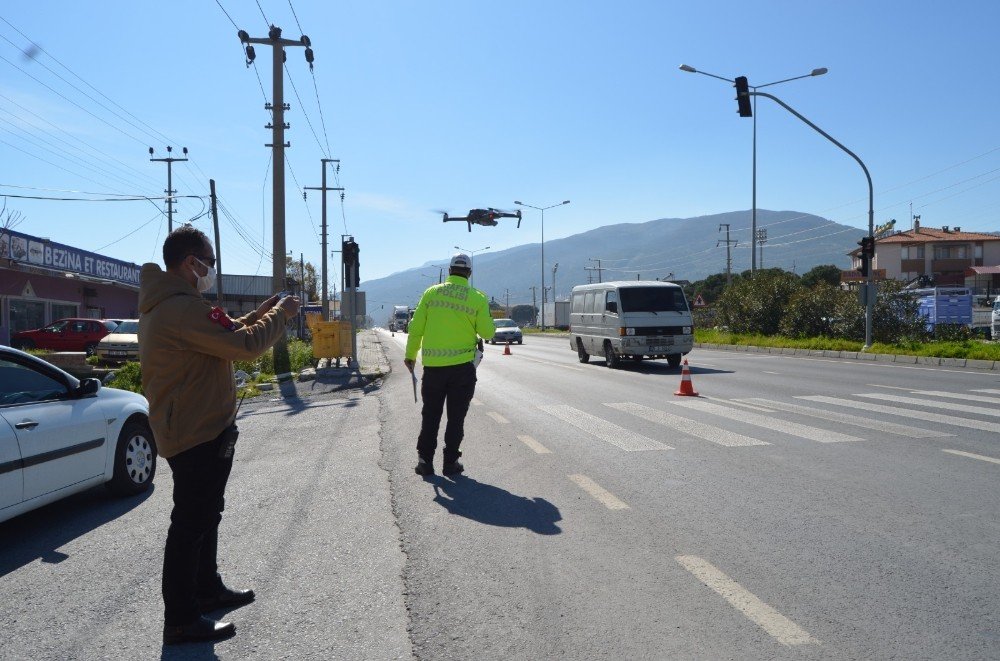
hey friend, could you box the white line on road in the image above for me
[972,389,1000,395]
[670,398,865,443]
[798,396,1000,433]
[517,434,552,454]
[855,393,1000,418]
[538,405,672,451]
[762,371,782,375]
[675,555,820,647]
[909,390,1000,404]
[506,355,585,372]
[486,411,509,424]
[470,398,484,406]
[865,384,917,390]
[723,399,777,413]
[569,474,630,510]
[605,403,769,447]
[942,449,1000,465]
[739,398,952,439]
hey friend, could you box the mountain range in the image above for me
[360,209,865,315]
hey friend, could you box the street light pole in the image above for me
[679,64,827,275]
[454,245,489,289]
[515,199,570,331]
[552,263,559,309]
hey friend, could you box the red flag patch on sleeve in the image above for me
[208,306,236,331]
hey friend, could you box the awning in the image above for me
[964,265,1000,276]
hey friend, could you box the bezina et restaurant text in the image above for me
[0,228,140,345]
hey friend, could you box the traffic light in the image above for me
[342,240,360,288]
[734,76,752,118]
[856,236,874,277]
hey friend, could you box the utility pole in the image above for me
[755,228,768,269]
[305,158,343,321]
[505,288,510,317]
[299,252,305,339]
[717,223,736,286]
[529,286,538,325]
[148,146,187,232]
[209,179,223,306]
[585,257,604,283]
[239,25,312,379]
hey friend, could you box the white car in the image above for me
[96,319,140,364]
[0,345,157,524]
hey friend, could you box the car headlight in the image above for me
[683,326,692,335]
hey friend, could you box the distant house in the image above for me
[843,219,1000,295]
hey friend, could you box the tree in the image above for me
[780,284,845,337]
[801,264,842,289]
[509,304,537,326]
[285,256,318,302]
[717,269,803,335]
[685,272,737,305]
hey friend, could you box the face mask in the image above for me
[191,257,217,293]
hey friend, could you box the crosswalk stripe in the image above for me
[569,474,630,510]
[486,411,509,424]
[605,403,769,447]
[910,390,1000,404]
[739,398,952,439]
[798,396,1000,433]
[669,398,864,444]
[538,405,672,451]
[676,555,820,647]
[517,434,552,454]
[971,389,1000,395]
[942,449,1000,466]
[855,393,1000,418]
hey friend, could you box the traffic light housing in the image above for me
[734,76,752,118]
[342,240,360,288]
[856,236,874,277]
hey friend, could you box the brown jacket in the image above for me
[138,263,288,459]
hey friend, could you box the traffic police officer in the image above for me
[405,253,495,475]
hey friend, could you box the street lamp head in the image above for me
[562,200,570,205]
[514,200,522,205]
[811,67,828,76]
[679,64,697,73]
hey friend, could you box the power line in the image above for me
[212,0,240,29]
[93,210,164,252]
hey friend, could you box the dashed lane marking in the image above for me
[675,555,820,647]
[538,405,672,451]
[569,474,629,510]
[486,411,509,424]
[798,396,1000,434]
[605,403,769,447]
[739,398,952,439]
[517,434,552,454]
[762,370,782,375]
[670,398,865,443]
[942,449,1000,466]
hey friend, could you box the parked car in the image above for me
[490,318,523,345]
[10,318,118,355]
[96,319,139,364]
[0,345,157,524]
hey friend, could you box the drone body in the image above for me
[441,208,522,232]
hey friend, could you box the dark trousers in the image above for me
[417,362,477,464]
[162,426,236,625]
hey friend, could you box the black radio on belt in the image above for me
[217,424,240,459]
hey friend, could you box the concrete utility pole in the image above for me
[529,286,538,324]
[717,223,736,286]
[209,179,223,306]
[299,252,306,339]
[305,158,343,320]
[505,288,510,317]
[148,146,187,232]
[239,25,311,378]
[755,228,768,269]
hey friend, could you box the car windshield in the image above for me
[113,321,139,334]
[619,287,689,313]
[495,320,517,328]
[45,321,69,332]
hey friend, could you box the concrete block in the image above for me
[940,357,967,368]
[894,355,918,364]
[823,350,841,358]
[875,354,896,362]
[917,356,940,366]
[856,352,876,360]
[966,359,996,370]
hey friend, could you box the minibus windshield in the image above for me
[619,287,688,313]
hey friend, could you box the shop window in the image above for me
[9,299,45,333]
[51,303,78,320]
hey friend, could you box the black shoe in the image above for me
[442,460,464,476]
[163,616,236,645]
[415,458,434,476]
[197,586,255,613]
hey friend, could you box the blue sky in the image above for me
[2,1,998,295]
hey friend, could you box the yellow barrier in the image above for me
[304,312,323,331]
[312,321,353,359]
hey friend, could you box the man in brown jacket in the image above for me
[139,225,299,645]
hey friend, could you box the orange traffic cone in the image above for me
[503,341,512,356]
[674,359,699,396]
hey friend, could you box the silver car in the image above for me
[490,318,523,345]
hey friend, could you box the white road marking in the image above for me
[972,389,1000,395]
[486,411,509,424]
[910,390,1000,404]
[798,396,1000,434]
[865,384,916,390]
[762,370,782,375]
[675,555,820,647]
[569,474,629,510]
[470,398,484,407]
[670,398,865,444]
[942,449,1000,465]
[538,405,672,451]
[605,403,769,447]
[508,355,585,372]
[517,434,552,454]
[855,393,1000,418]
[739,398,952,439]
[723,399,777,413]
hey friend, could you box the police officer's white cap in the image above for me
[450,253,472,269]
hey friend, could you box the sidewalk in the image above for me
[274,329,392,398]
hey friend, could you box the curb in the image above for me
[694,342,999,372]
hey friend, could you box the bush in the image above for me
[85,355,100,365]
[831,280,926,344]
[717,270,803,335]
[287,338,315,371]
[780,284,844,338]
[106,361,143,394]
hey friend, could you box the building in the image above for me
[0,228,140,345]
[843,219,1000,294]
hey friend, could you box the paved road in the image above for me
[381,331,1000,660]
[2,330,998,659]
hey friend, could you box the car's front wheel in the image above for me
[85,343,98,356]
[603,342,620,369]
[108,418,157,496]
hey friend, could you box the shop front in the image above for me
[0,229,140,345]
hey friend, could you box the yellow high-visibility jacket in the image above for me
[405,275,495,366]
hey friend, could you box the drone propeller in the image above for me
[432,209,450,222]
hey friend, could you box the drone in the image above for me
[440,208,522,232]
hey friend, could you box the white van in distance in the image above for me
[569,281,693,368]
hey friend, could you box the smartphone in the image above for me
[277,290,292,299]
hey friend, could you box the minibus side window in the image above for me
[605,290,618,314]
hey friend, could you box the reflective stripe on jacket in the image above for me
[405,275,495,366]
